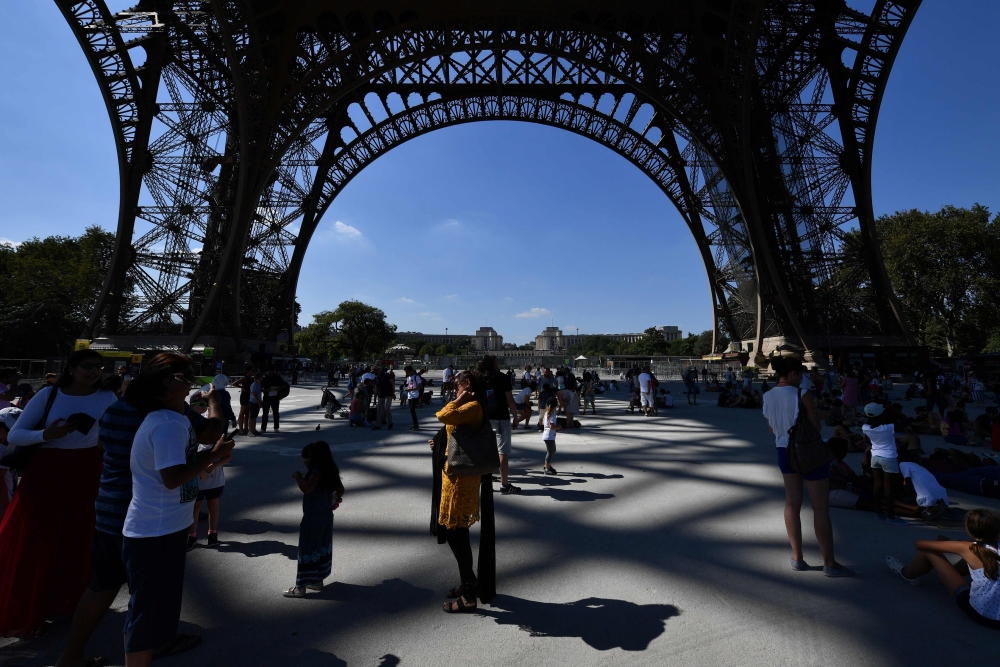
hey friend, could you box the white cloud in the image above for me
[502,297,514,301]
[396,297,416,304]
[444,294,458,299]
[317,220,371,248]
[433,219,463,234]
[0,237,21,248]
[515,307,551,319]
[418,311,440,318]
[334,221,362,239]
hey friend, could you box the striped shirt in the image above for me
[94,400,208,535]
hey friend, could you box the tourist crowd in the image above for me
[0,348,998,667]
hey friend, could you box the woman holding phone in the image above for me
[0,350,117,637]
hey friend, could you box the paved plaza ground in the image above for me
[4,374,1000,666]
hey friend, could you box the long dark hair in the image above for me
[302,441,342,494]
[127,353,194,413]
[57,349,105,390]
[967,509,1000,580]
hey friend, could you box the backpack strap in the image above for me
[35,385,60,431]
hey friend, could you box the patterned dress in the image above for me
[436,401,483,529]
[295,471,334,587]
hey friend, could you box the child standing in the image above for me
[541,397,562,475]
[188,440,226,550]
[284,441,344,598]
[863,402,905,525]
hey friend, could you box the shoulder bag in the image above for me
[446,410,500,477]
[0,385,61,474]
[786,388,832,474]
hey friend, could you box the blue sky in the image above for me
[2,3,998,344]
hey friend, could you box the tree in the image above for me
[873,205,1000,356]
[630,327,670,356]
[0,226,117,357]
[330,300,397,361]
[294,310,340,361]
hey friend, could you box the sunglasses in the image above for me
[173,372,196,383]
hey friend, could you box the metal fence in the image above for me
[0,359,63,387]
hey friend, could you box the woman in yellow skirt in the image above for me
[429,370,495,612]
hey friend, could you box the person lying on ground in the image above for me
[828,438,922,518]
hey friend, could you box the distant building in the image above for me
[535,325,681,351]
[394,327,503,352]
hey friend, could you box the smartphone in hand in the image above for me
[67,412,97,435]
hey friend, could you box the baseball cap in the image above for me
[864,402,884,417]
[0,406,22,430]
[212,374,229,389]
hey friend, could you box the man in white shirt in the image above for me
[521,365,533,389]
[638,366,655,416]
[761,356,853,577]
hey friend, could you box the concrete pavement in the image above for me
[4,375,1000,666]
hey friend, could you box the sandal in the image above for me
[306,583,323,592]
[442,596,478,613]
[152,634,201,661]
[282,586,307,598]
[446,584,477,599]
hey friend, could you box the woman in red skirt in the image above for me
[0,350,117,637]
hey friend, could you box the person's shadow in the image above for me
[216,539,298,559]
[519,489,615,502]
[480,595,679,650]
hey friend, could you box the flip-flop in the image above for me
[282,586,306,598]
[84,657,106,667]
[152,634,201,661]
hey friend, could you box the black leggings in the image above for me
[872,468,899,518]
[544,439,556,466]
[409,399,419,427]
[444,527,476,595]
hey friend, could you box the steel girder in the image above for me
[59,1,920,355]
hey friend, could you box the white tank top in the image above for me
[970,544,1000,620]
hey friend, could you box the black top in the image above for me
[482,371,512,420]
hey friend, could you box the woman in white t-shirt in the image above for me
[0,350,117,637]
[861,403,905,525]
[121,353,234,664]
[761,357,853,578]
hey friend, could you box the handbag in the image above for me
[786,389,832,474]
[446,413,500,477]
[0,384,61,474]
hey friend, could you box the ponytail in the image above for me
[966,509,1000,580]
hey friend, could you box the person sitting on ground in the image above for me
[825,398,845,427]
[627,387,642,414]
[716,386,731,407]
[904,382,920,401]
[944,407,970,446]
[657,388,675,410]
[887,509,1000,629]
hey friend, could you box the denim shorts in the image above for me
[870,455,900,474]
[776,447,830,481]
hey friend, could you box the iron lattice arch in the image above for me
[58,0,920,355]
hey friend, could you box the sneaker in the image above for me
[543,467,557,475]
[822,564,855,578]
[886,556,920,585]
[789,558,809,572]
[207,533,219,547]
[186,535,198,551]
[884,516,908,526]
[500,484,521,495]
[387,423,393,430]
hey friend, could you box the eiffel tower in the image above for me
[57,0,920,364]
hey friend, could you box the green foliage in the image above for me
[564,328,720,357]
[330,300,397,361]
[418,343,435,356]
[435,344,448,355]
[0,226,116,357]
[874,205,1000,356]
[294,310,340,361]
